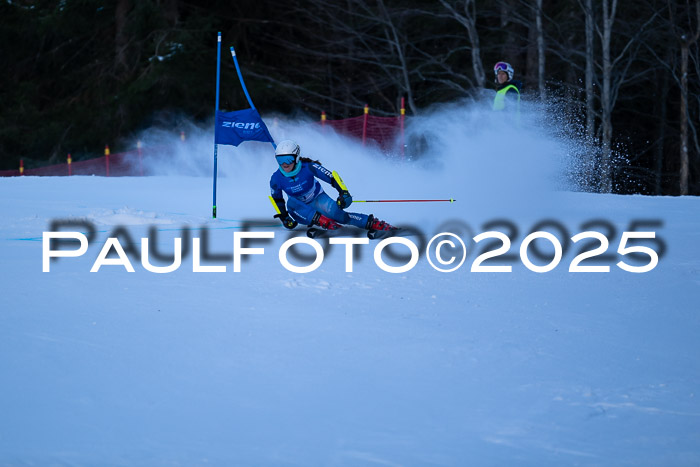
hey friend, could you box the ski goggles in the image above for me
[494,62,510,73]
[276,155,296,165]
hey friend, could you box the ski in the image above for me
[306,227,353,239]
[306,227,402,240]
[367,228,401,240]
[306,227,325,239]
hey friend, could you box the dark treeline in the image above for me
[1,0,698,195]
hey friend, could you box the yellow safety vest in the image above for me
[492,84,520,111]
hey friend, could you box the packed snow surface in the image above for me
[1,107,699,465]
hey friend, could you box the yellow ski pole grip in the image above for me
[268,195,282,215]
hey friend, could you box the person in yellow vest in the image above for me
[492,61,522,112]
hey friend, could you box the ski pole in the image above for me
[353,198,457,203]
[268,196,282,214]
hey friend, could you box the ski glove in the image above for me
[274,212,298,230]
[336,190,352,209]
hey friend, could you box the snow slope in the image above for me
[1,107,699,466]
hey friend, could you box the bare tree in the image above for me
[244,0,425,116]
[535,0,546,98]
[596,0,659,191]
[583,0,595,142]
[668,0,700,195]
[522,0,546,96]
[376,0,417,113]
[655,48,672,195]
[439,0,486,88]
[115,0,131,74]
[598,0,617,192]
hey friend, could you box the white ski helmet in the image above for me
[494,61,514,81]
[275,140,301,163]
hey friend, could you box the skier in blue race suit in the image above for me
[269,140,395,234]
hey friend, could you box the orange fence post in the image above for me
[362,104,369,146]
[19,159,24,175]
[321,111,326,129]
[67,153,72,176]
[104,144,110,177]
[400,97,406,160]
[137,140,144,176]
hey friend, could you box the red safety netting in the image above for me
[1,149,152,178]
[320,114,403,152]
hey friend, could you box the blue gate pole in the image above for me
[212,32,222,218]
[230,47,276,150]
[230,46,256,110]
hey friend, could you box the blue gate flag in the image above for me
[215,108,274,147]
